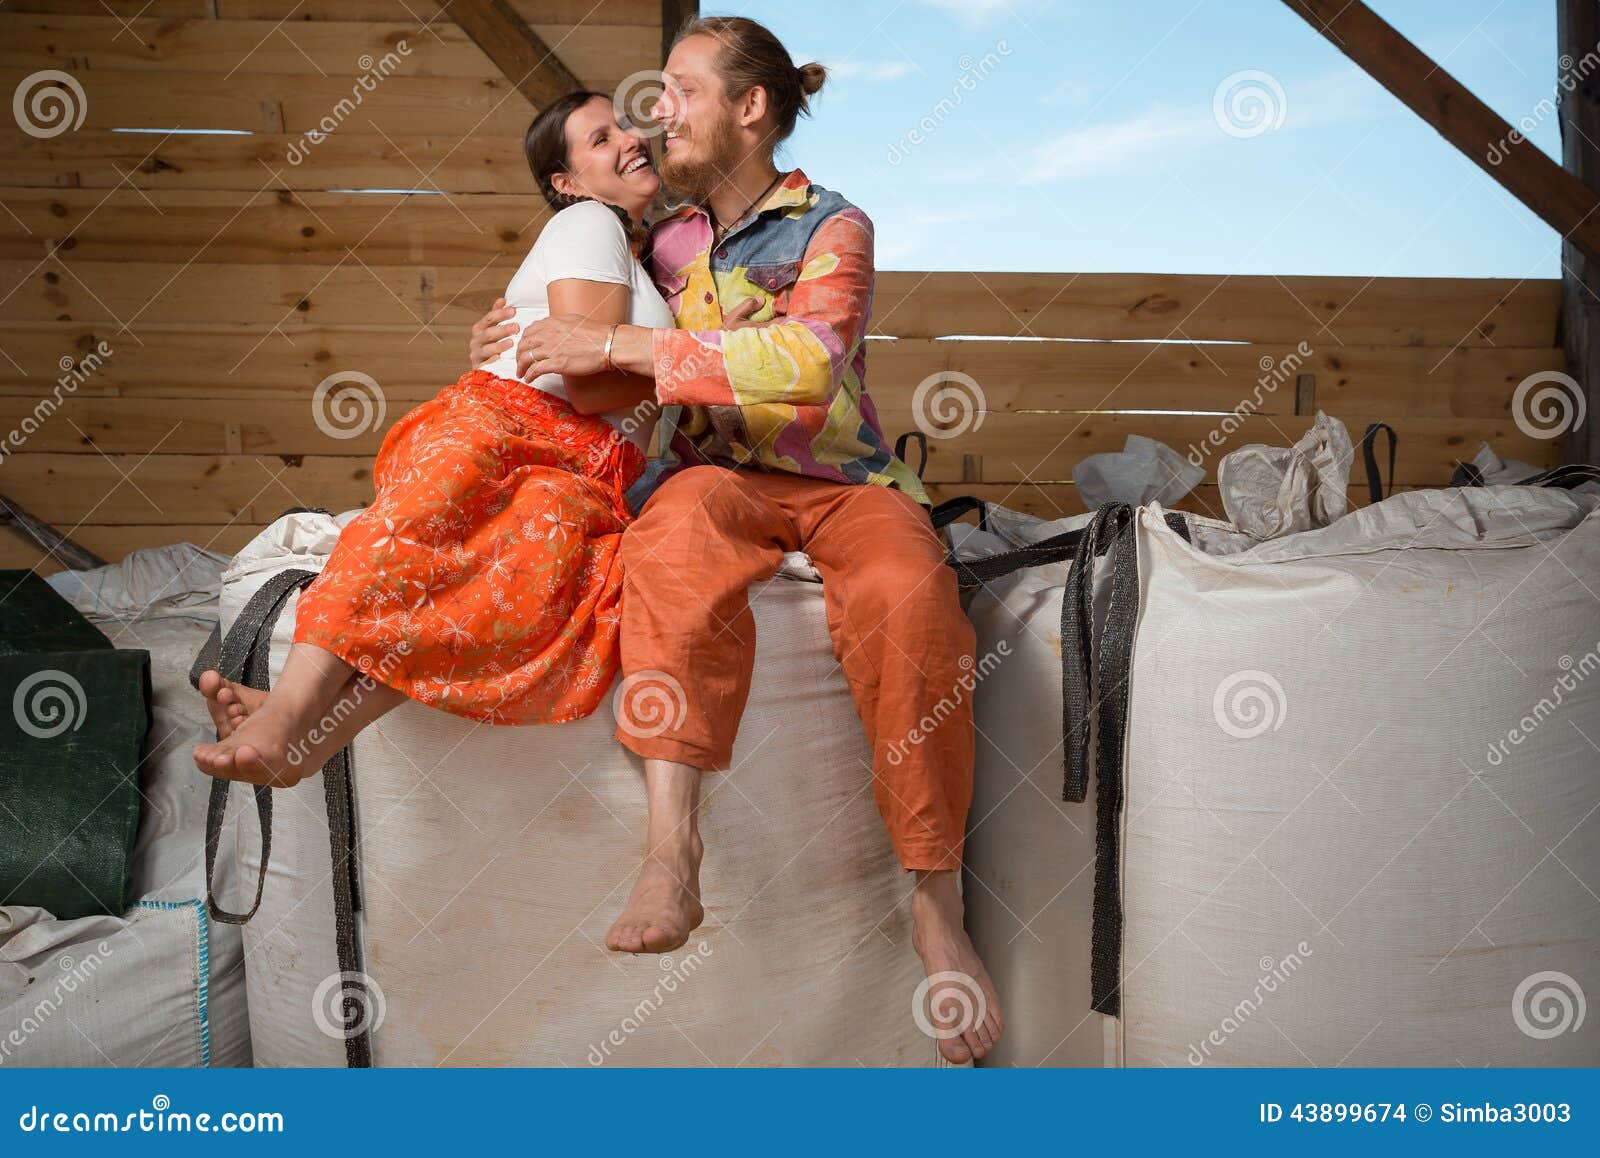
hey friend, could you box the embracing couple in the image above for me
[193,15,1003,1063]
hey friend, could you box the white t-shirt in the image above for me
[481,200,674,452]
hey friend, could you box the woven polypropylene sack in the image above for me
[1121,489,1600,1066]
[0,900,244,1067]
[217,511,945,1067]
[956,509,1113,1068]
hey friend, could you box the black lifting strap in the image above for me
[1361,422,1397,505]
[1453,461,1600,491]
[929,496,990,533]
[948,503,1191,1018]
[895,430,929,481]
[200,569,372,1068]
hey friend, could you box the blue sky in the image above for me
[727,0,1563,276]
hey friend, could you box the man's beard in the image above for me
[658,115,742,204]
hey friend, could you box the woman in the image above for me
[194,92,674,784]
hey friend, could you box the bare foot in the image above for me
[605,833,705,954]
[197,669,267,738]
[911,871,1005,1064]
[191,692,335,787]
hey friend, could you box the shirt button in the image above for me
[715,248,728,259]
[704,291,714,303]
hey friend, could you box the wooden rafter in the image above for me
[661,1,696,66]
[1281,0,1600,267]
[445,0,584,111]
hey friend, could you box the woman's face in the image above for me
[552,97,660,214]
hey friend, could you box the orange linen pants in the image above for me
[615,465,976,871]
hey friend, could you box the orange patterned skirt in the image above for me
[292,369,645,725]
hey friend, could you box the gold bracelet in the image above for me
[602,324,619,372]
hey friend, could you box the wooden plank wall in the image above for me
[0,3,1565,573]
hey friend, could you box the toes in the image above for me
[640,924,687,954]
[217,685,236,707]
[965,1028,989,1061]
[609,923,645,953]
[199,670,221,698]
[939,1035,973,1064]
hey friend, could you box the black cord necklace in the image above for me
[709,170,787,247]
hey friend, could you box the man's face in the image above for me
[653,34,743,201]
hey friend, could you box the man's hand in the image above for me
[518,298,765,379]
[517,313,612,380]
[469,298,516,367]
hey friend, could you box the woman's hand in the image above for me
[469,298,517,367]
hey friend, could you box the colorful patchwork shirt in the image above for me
[645,169,926,502]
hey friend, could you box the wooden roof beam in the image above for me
[1281,0,1600,267]
[446,0,585,111]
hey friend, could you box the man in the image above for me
[470,16,1002,1063]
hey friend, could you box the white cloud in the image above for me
[828,59,917,82]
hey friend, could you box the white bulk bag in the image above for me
[960,488,1600,1067]
[0,900,244,1067]
[1121,488,1600,1066]
[214,511,943,1068]
[954,508,1110,1068]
